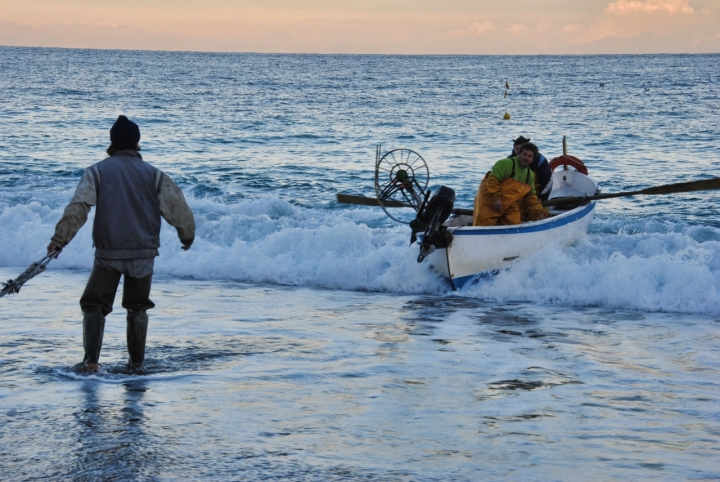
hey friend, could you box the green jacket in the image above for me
[490,156,537,196]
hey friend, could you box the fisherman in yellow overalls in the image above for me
[473,142,548,226]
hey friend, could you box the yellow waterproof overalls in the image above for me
[473,158,545,226]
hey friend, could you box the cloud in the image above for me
[447,20,495,38]
[606,0,694,14]
[565,0,704,46]
[562,24,585,34]
[470,21,495,35]
[1,2,717,54]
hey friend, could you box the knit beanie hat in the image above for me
[110,115,141,148]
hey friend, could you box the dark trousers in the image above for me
[79,265,155,364]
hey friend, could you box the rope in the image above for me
[0,251,58,298]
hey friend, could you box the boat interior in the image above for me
[444,168,599,227]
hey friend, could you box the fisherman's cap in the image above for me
[110,115,141,148]
[513,136,531,146]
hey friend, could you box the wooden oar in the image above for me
[542,177,720,207]
[340,177,720,215]
[336,193,412,208]
[336,193,474,216]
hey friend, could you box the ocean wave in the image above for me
[0,194,447,294]
[2,194,720,314]
[462,221,720,315]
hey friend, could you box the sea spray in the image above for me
[3,192,720,314]
[464,222,720,314]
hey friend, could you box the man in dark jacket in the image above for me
[47,115,195,373]
[510,136,553,201]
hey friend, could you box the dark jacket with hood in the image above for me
[509,149,553,201]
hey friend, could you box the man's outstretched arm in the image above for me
[158,174,195,250]
[47,169,97,257]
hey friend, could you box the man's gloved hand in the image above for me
[492,200,503,213]
[47,243,62,258]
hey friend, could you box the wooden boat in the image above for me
[423,163,598,289]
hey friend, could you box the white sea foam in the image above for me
[0,193,447,294]
[55,367,203,383]
[2,194,720,314]
[462,221,720,314]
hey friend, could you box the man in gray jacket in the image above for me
[47,115,195,373]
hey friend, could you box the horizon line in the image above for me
[2,44,718,57]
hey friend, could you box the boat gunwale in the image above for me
[449,201,596,236]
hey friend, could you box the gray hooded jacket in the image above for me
[51,150,195,259]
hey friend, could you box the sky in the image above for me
[0,0,719,54]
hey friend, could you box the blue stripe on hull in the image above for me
[452,202,595,236]
[453,274,477,289]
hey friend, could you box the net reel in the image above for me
[373,146,455,262]
[374,145,430,224]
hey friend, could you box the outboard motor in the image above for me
[410,186,456,262]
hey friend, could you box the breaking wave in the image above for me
[2,193,720,315]
[463,219,720,315]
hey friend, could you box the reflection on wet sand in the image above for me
[71,379,160,480]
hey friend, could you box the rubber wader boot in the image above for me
[127,309,148,364]
[83,307,106,364]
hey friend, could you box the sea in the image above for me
[1,47,719,480]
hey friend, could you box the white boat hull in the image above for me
[425,202,595,289]
[423,168,598,289]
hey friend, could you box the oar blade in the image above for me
[336,193,413,208]
[639,177,720,196]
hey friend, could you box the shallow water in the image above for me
[1,48,720,479]
[2,269,719,480]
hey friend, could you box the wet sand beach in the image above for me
[2,268,719,480]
